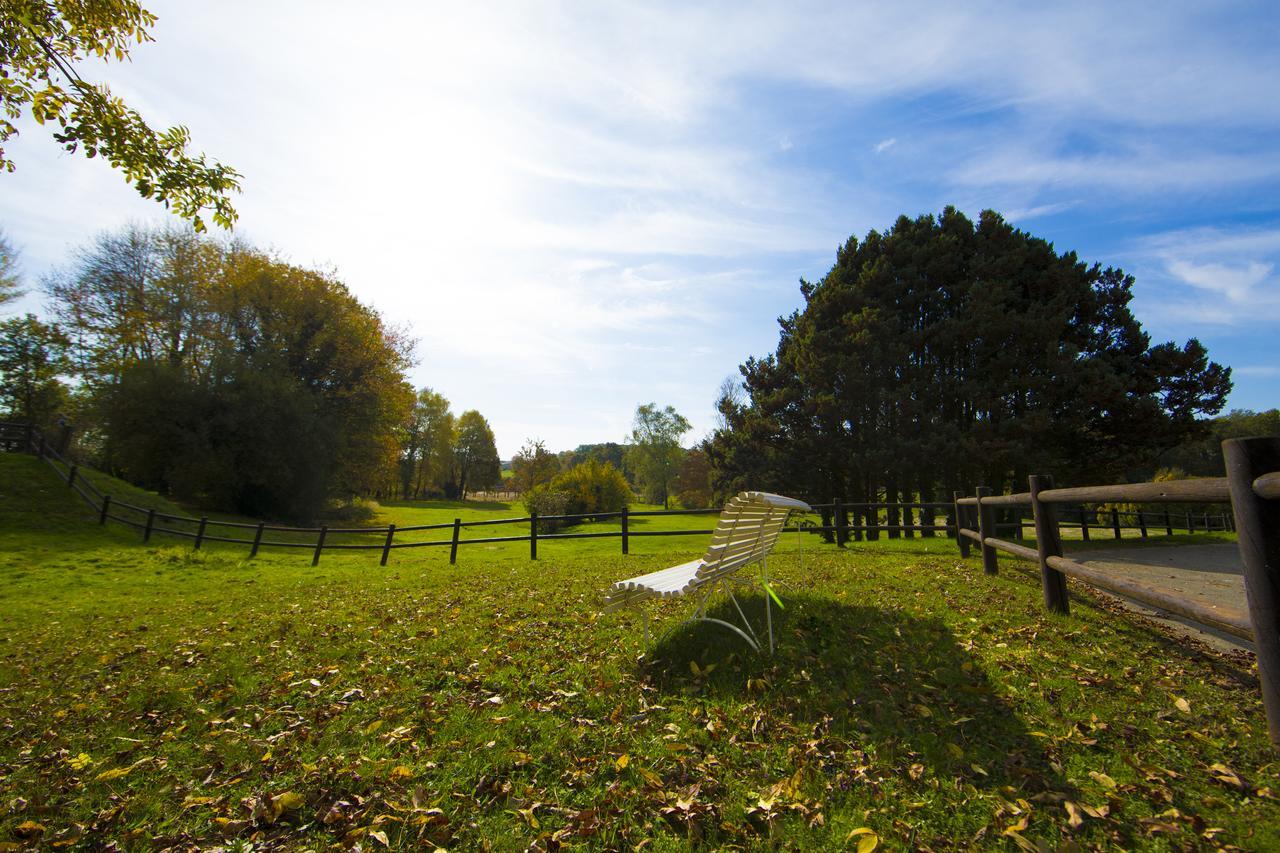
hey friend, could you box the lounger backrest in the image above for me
[693,491,810,584]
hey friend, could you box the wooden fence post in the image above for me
[312,526,328,566]
[1164,509,1173,536]
[976,486,998,574]
[66,463,77,488]
[1224,436,1280,748]
[1110,507,1122,540]
[621,506,629,554]
[99,495,111,525]
[381,524,396,567]
[954,490,970,557]
[194,517,208,550]
[1137,511,1148,539]
[1188,512,1195,533]
[1080,507,1091,541]
[903,504,915,539]
[1029,475,1069,614]
[450,518,461,565]
[835,498,847,547]
[530,512,538,560]
[143,508,156,543]
[250,522,265,558]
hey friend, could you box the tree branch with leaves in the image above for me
[1,1,240,230]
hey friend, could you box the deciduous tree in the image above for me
[1,0,240,229]
[46,225,414,519]
[511,438,559,494]
[398,387,453,498]
[627,402,690,508]
[0,312,68,427]
[451,410,500,499]
[0,228,21,306]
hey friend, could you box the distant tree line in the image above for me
[705,208,1234,522]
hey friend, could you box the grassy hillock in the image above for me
[0,453,1276,849]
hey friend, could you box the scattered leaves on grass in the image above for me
[845,826,879,851]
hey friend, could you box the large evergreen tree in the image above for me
[707,208,1231,504]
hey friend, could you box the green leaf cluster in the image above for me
[1,1,240,230]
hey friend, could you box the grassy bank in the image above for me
[0,454,1275,849]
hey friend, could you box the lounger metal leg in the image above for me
[725,584,761,647]
[694,617,761,652]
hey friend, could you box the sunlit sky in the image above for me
[3,1,1279,457]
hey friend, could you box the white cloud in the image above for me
[953,147,1280,194]
[1128,225,1280,328]
[1164,259,1273,303]
[873,138,897,154]
[1001,201,1077,222]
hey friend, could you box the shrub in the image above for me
[523,484,570,533]
[523,460,631,532]
[552,459,632,518]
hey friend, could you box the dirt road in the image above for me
[1067,543,1250,653]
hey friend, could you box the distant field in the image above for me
[1,454,1275,850]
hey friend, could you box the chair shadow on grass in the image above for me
[641,591,1063,794]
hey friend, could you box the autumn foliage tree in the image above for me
[44,225,413,519]
[397,388,454,499]
[0,313,69,429]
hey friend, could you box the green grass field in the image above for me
[1,453,1276,850]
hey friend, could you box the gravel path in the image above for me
[1066,543,1250,653]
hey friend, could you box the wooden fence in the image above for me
[954,436,1280,748]
[2,422,968,565]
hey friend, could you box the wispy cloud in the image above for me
[4,1,1280,447]
[1129,225,1280,328]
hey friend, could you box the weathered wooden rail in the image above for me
[955,436,1280,749]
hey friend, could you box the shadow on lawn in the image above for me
[644,592,1061,793]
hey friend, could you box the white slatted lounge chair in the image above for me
[605,491,812,653]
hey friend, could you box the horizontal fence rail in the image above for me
[3,423,966,566]
[953,436,1280,750]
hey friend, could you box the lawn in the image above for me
[0,453,1276,850]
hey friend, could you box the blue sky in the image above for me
[2,1,1278,456]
